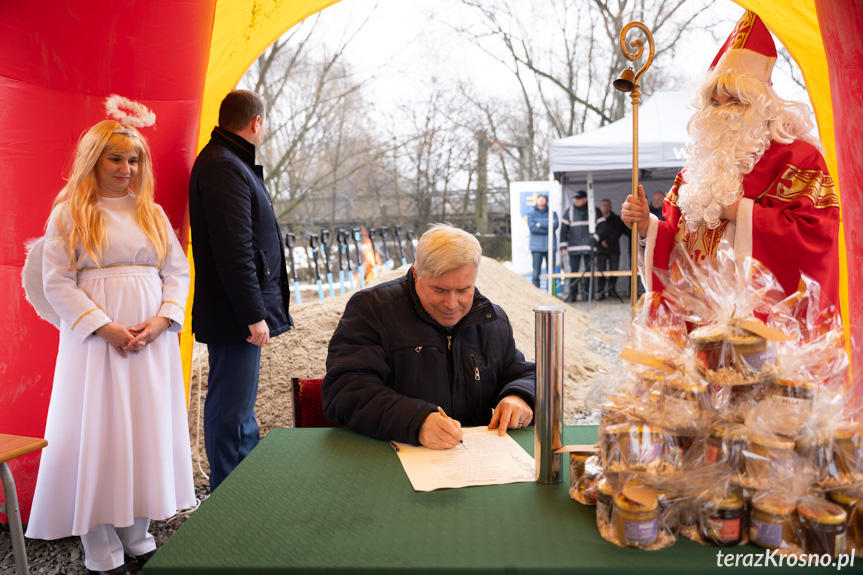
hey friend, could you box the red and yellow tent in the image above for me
[0,0,859,522]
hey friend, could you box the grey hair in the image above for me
[414,223,482,279]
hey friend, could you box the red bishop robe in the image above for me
[643,139,841,307]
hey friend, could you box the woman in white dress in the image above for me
[25,117,195,575]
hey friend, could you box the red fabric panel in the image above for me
[815,0,863,379]
[0,0,216,523]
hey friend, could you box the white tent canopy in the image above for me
[549,91,693,173]
[547,91,695,297]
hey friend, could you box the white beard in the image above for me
[678,104,771,232]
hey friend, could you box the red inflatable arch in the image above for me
[0,0,859,523]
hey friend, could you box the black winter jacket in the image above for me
[594,211,625,256]
[322,268,536,444]
[189,127,292,343]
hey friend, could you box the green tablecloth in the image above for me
[145,427,850,574]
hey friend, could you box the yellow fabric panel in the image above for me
[735,0,850,352]
[181,233,195,406]
[198,0,342,152]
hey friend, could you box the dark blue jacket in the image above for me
[322,268,536,445]
[527,206,559,252]
[560,204,601,254]
[188,127,292,344]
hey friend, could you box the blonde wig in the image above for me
[51,120,170,267]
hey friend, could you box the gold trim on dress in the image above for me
[71,307,101,331]
[163,300,183,309]
[78,263,159,272]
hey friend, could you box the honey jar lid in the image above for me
[827,489,862,507]
[690,324,727,343]
[709,421,748,439]
[597,476,615,496]
[615,483,658,512]
[753,493,797,516]
[604,422,664,436]
[797,499,847,524]
[728,332,765,346]
[774,379,816,391]
[665,377,708,394]
[749,433,795,450]
[637,369,667,383]
[834,421,863,440]
[715,492,745,510]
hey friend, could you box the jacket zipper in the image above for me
[469,354,480,381]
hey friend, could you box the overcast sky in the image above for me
[308,0,810,115]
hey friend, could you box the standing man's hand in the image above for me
[247,319,270,346]
[489,395,533,435]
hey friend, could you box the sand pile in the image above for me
[187,257,608,479]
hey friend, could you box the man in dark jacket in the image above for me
[560,190,600,301]
[527,192,559,288]
[322,224,535,449]
[189,90,292,490]
[593,199,625,300]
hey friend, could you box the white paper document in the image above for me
[390,426,536,491]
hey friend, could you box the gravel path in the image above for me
[0,295,630,574]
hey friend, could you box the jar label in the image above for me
[834,532,846,558]
[778,395,812,410]
[627,441,663,464]
[624,516,658,544]
[751,516,782,547]
[708,516,740,541]
[705,443,720,464]
[739,348,774,371]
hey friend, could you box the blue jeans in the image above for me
[204,341,262,491]
[531,251,555,288]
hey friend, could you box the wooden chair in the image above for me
[1,433,48,575]
[290,378,340,428]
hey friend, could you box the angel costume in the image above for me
[26,192,195,541]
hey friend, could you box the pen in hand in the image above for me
[437,406,467,449]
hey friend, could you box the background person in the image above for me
[621,11,840,306]
[188,90,293,491]
[25,113,194,575]
[560,190,601,302]
[322,224,536,449]
[527,192,559,289]
[593,199,624,300]
[649,191,666,221]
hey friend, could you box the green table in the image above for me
[145,427,850,574]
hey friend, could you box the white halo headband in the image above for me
[104,94,156,128]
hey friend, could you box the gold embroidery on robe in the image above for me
[765,166,839,209]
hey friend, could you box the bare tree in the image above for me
[239,15,395,227]
[457,0,718,142]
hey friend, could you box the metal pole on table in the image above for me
[613,21,655,307]
[534,306,565,485]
